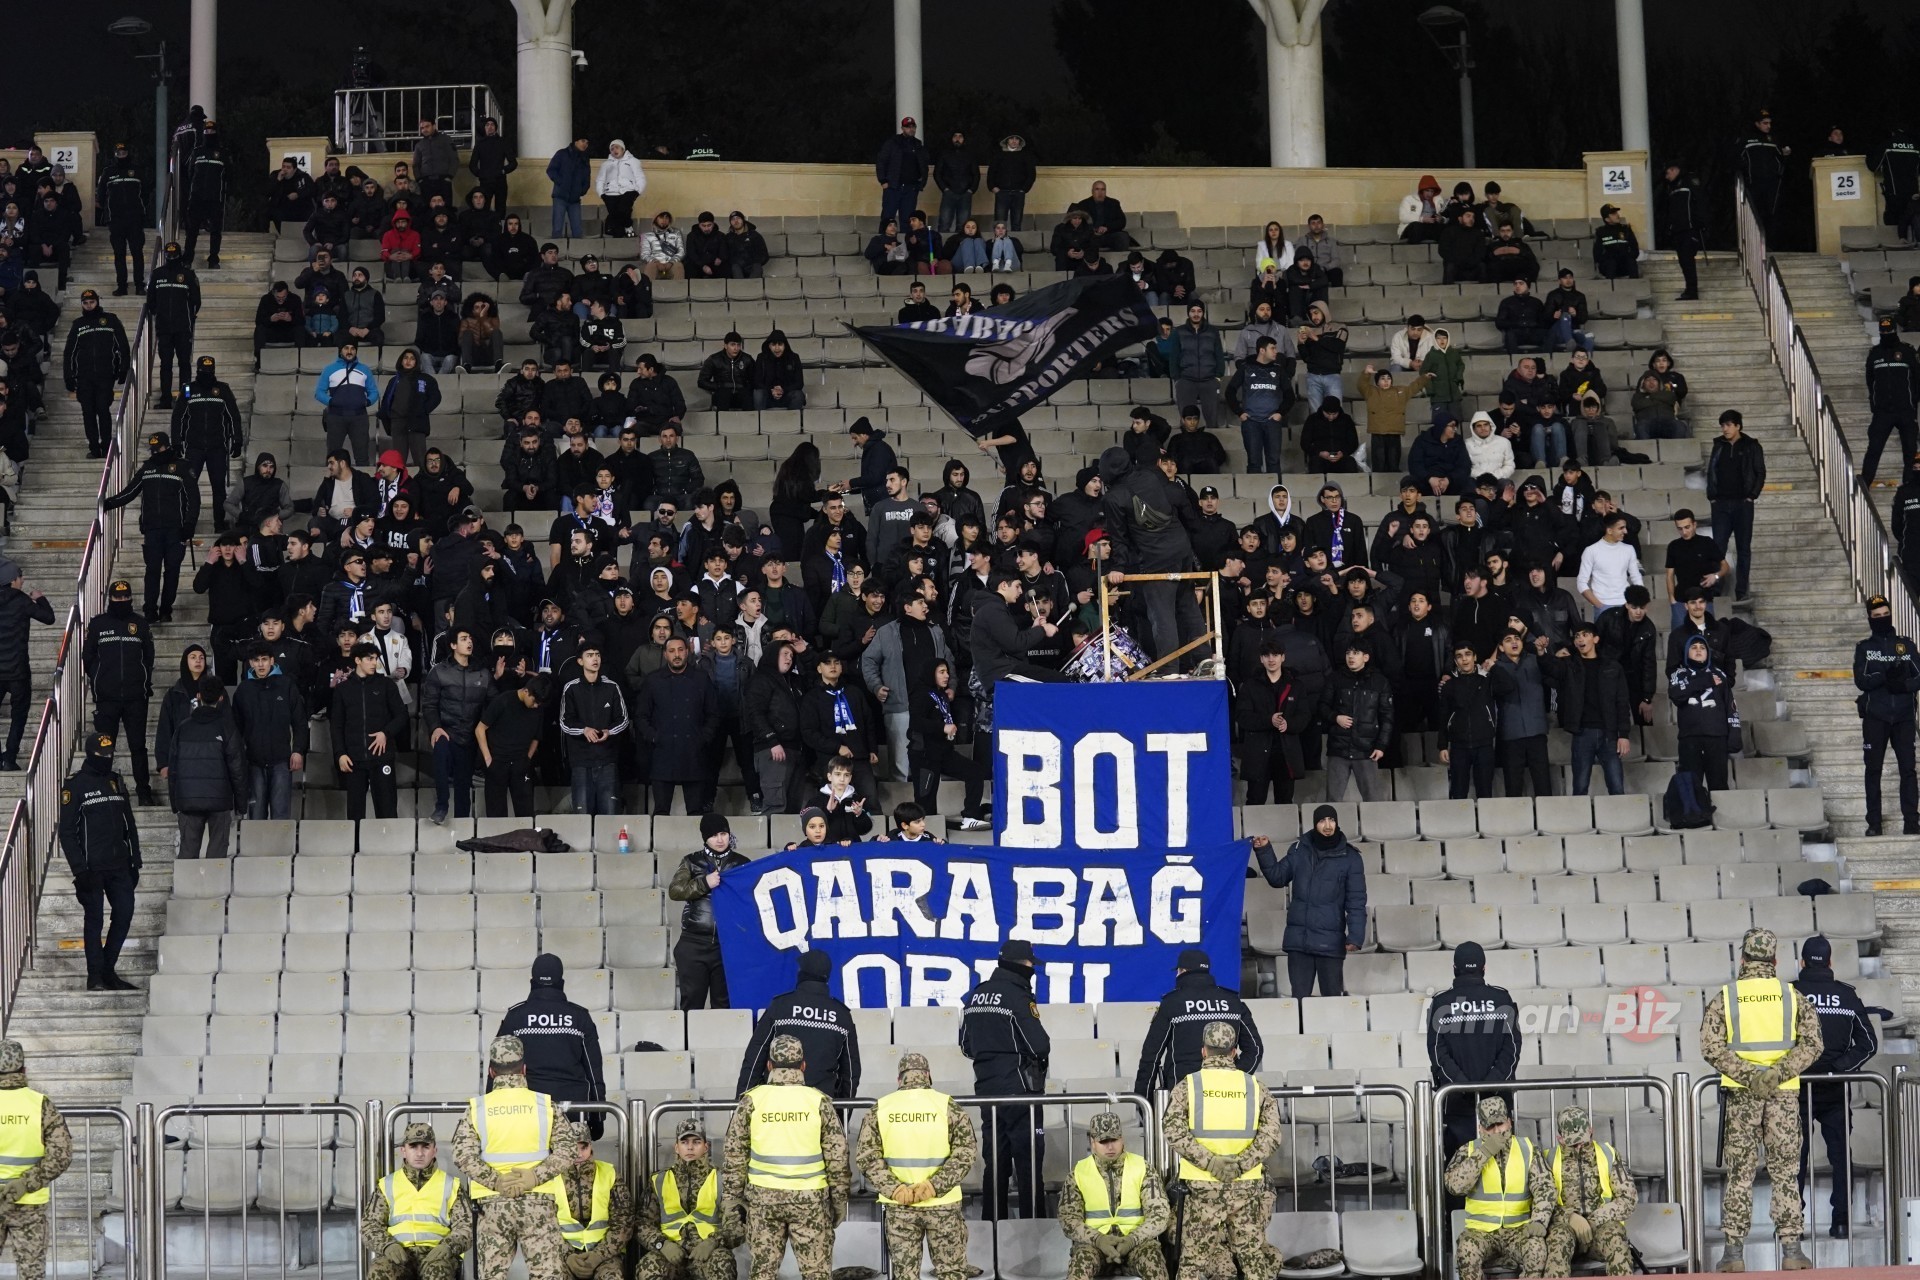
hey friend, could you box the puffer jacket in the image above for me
[232,668,309,764]
[743,650,803,751]
[1254,831,1368,956]
[1669,649,1733,740]
[168,702,245,814]
[1324,665,1394,758]
[421,658,496,743]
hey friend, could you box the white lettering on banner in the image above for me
[1078,868,1145,946]
[938,862,998,940]
[1001,728,1216,849]
[1073,732,1137,847]
[813,860,866,939]
[756,868,810,951]
[1147,732,1207,847]
[870,859,936,938]
[844,956,902,1008]
[999,729,1063,848]
[1012,868,1079,945]
[906,955,975,1006]
[1150,864,1204,944]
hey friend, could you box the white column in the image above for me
[189,0,218,119]
[1614,0,1649,154]
[1250,0,1330,167]
[894,0,924,131]
[511,0,576,160]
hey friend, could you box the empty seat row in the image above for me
[148,966,678,1017]
[1328,940,1860,997]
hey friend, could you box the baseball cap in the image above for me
[1177,948,1211,971]
[530,953,564,986]
[1198,485,1220,499]
[901,116,917,127]
[999,939,1035,965]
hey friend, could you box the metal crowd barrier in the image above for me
[38,1104,139,1280]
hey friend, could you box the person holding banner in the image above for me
[967,573,1067,736]
[720,1035,850,1280]
[1162,1023,1280,1280]
[1059,1112,1170,1280]
[961,939,1052,1221]
[856,1052,979,1280]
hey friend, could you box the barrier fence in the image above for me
[332,85,504,155]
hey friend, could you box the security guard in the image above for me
[1699,928,1824,1272]
[737,950,861,1099]
[1792,934,1880,1239]
[1662,164,1707,301]
[856,1052,977,1280]
[0,1038,75,1280]
[362,1123,471,1280]
[719,1034,850,1280]
[1442,1095,1551,1280]
[62,290,131,459]
[536,1126,633,1280]
[1059,1111,1170,1280]
[1161,1022,1281,1280]
[1427,940,1523,1158]
[82,580,156,805]
[450,1035,575,1280]
[1544,1105,1637,1276]
[101,432,201,622]
[148,242,203,408]
[182,120,228,268]
[173,357,243,530]
[98,144,147,298]
[1852,593,1920,836]
[638,1119,736,1280]
[1132,948,1264,1100]
[960,938,1051,1221]
[1879,127,1920,233]
[1861,317,1919,485]
[1736,109,1790,231]
[55,733,141,991]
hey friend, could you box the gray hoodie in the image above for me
[1235,315,1298,363]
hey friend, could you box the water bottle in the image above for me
[617,825,630,855]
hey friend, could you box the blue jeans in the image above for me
[433,736,476,818]
[881,184,922,232]
[1304,373,1344,414]
[993,190,1027,232]
[1710,498,1755,598]
[551,198,583,238]
[937,191,973,233]
[571,762,618,815]
[1570,727,1625,796]
[1549,316,1595,354]
[1241,415,1284,477]
[1529,421,1568,467]
[248,762,291,820]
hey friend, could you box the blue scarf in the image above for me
[830,687,856,735]
[929,690,954,726]
[828,551,846,590]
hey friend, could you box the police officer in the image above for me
[1427,940,1523,1158]
[0,1038,75,1280]
[737,950,861,1099]
[719,1034,850,1280]
[1852,593,1920,836]
[363,1123,472,1280]
[1132,948,1264,1100]
[82,580,156,806]
[1161,1022,1281,1280]
[173,356,243,528]
[1861,317,1919,485]
[55,732,141,991]
[451,1035,575,1280]
[1662,163,1706,301]
[1792,934,1879,1239]
[148,241,203,408]
[62,290,130,459]
[960,938,1051,1221]
[1893,455,1920,593]
[1736,109,1789,232]
[1878,127,1920,234]
[98,144,147,298]
[494,954,607,1139]
[102,432,201,622]
[182,120,228,268]
[856,1052,977,1280]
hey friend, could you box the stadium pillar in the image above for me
[188,0,217,120]
[511,0,576,161]
[1615,0,1649,155]
[1250,0,1330,168]
[894,0,924,134]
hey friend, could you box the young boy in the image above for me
[1359,364,1434,475]
[887,801,944,843]
[817,757,875,843]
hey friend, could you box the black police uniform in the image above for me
[1892,465,1920,595]
[1132,954,1265,1098]
[183,140,228,267]
[102,437,202,620]
[62,301,131,457]
[83,592,156,801]
[1860,332,1919,485]
[57,739,142,990]
[100,159,147,295]
[1664,174,1707,300]
[1425,942,1522,1157]
[148,247,203,405]
[494,954,608,1137]
[1736,120,1787,229]
[172,362,244,527]
[1878,132,1920,232]
[960,945,1051,1221]
[1793,937,1879,1233]
[736,953,862,1099]
[1852,602,1920,834]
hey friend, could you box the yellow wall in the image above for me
[1811,154,1877,255]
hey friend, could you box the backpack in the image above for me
[1663,771,1714,829]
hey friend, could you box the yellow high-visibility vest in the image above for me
[0,1089,48,1205]
[1463,1136,1535,1232]
[542,1160,615,1249]
[1551,1143,1615,1205]
[466,1087,555,1200]
[1720,977,1801,1091]
[1073,1153,1147,1235]
[1177,1068,1265,1182]
[875,1087,961,1208]
[655,1168,719,1241]
[746,1084,828,1192]
[382,1169,456,1247]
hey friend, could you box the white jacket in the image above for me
[1252,237,1294,271]
[596,149,647,197]
[1390,328,1434,368]
[361,624,414,704]
[1465,425,1515,480]
[1399,192,1436,233]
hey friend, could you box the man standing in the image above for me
[413,119,460,207]
[57,733,142,990]
[634,638,718,815]
[170,676,243,859]
[453,1036,575,1280]
[495,954,608,1139]
[63,290,131,459]
[148,242,202,406]
[857,1052,977,1280]
[1133,949,1264,1100]
[1444,1096,1551,1280]
[1853,592,1920,836]
[667,816,752,1009]
[233,642,307,820]
[362,1124,471,1280]
[0,1038,74,1278]
[173,356,244,528]
[332,642,407,821]
[1543,1106,1637,1276]
[1701,928,1824,1272]
[0,564,52,774]
[862,591,950,784]
[721,1034,850,1280]
[1542,623,1632,798]
[1663,509,1729,630]
[1737,109,1790,233]
[558,642,628,817]
[875,118,929,234]
[737,951,861,1099]
[102,432,200,622]
[100,145,147,298]
[315,341,382,464]
[1059,1112,1169,1280]
[1862,316,1920,486]
[1663,164,1707,301]
[547,136,592,239]
[469,117,517,212]
[1169,304,1226,429]
[422,629,494,825]
[960,939,1051,1221]
[1100,447,1202,664]
[1427,942,1523,1158]
[83,580,156,806]
[637,1120,737,1280]
[537,1126,633,1280]
[1792,934,1879,1240]
[1161,1023,1281,1280]
[183,121,227,267]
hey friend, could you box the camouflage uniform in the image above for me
[637,1120,741,1280]
[1699,930,1824,1264]
[720,1035,851,1280]
[1058,1113,1171,1280]
[553,1149,635,1280]
[361,1124,474,1280]
[1444,1097,1552,1280]
[1161,1024,1282,1280]
[451,1036,579,1280]
[0,1041,74,1280]
[1543,1107,1637,1277]
[854,1054,979,1280]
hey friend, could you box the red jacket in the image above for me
[380,224,420,261]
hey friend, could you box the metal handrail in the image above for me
[44,1105,138,1280]
[332,85,503,155]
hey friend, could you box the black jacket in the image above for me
[232,669,310,764]
[1866,339,1920,415]
[0,587,53,682]
[875,133,929,188]
[1426,976,1522,1111]
[329,671,407,760]
[933,146,979,194]
[1855,623,1920,722]
[58,756,141,878]
[987,145,1036,193]
[960,963,1051,1093]
[669,845,754,934]
[1669,654,1733,739]
[559,673,628,765]
[1324,666,1394,758]
[1542,651,1631,736]
[495,985,606,1110]
[148,261,202,331]
[1793,964,1880,1076]
[1706,433,1766,502]
[737,976,862,1099]
[168,703,245,814]
[421,658,495,743]
[63,311,131,388]
[1435,669,1498,749]
[1254,832,1368,955]
[172,378,244,461]
[83,603,155,702]
[1597,606,1659,706]
[1132,968,1265,1096]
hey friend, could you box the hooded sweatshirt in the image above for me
[1465,413,1516,480]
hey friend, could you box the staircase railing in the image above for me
[1733,179,1920,642]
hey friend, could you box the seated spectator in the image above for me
[495,359,545,431]
[1544,269,1594,355]
[1167,409,1227,475]
[613,262,653,319]
[487,214,538,281]
[648,423,705,508]
[1280,250,1329,323]
[946,218,990,273]
[1254,221,1293,275]
[518,242,572,319]
[1593,204,1640,279]
[1300,397,1361,473]
[988,221,1023,271]
[304,192,351,253]
[683,211,727,279]
[1531,400,1570,471]
[456,188,501,265]
[415,293,460,373]
[1895,276,1920,334]
[458,293,504,372]
[1297,214,1345,288]
[754,330,807,411]
[1437,206,1482,285]
[579,297,625,374]
[268,156,315,233]
[347,177,387,239]
[379,214,420,281]
[897,281,940,323]
[419,210,462,278]
[726,211,769,278]
[1466,411,1516,481]
[501,427,558,512]
[640,211,684,279]
[531,293,580,369]
[305,287,341,346]
[1495,279,1549,355]
[1407,416,1473,497]
[698,330,755,411]
[1474,182,1531,235]
[1069,180,1132,250]
[1646,348,1689,410]
[596,140,645,237]
[904,211,945,275]
[570,255,616,317]
[1557,349,1608,415]
[1481,221,1539,284]
[626,354,687,433]
[1399,174,1446,242]
[339,268,385,349]
[1389,315,1433,372]
[1631,371,1686,440]
[1156,248,1198,304]
[1570,394,1620,468]
[1050,208,1094,271]
[866,218,910,275]
[1246,258,1285,320]
[590,372,629,438]
[413,261,460,317]
[252,281,305,359]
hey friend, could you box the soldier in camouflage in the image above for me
[362,1123,472,1280]
[0,1039,74,1280]
[856,1052,978,1280]
[1700,928,1824,1272]
[638,1119,740,1280]
[547,1125,634,1279]
[452,1035,579,1280]
[1058,1111,1170,1280]
[1543,1106,1636,1277]
[1443,1096,1551,1280]
[721,1034,850,1280]
[1161,1022,1281,1280]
